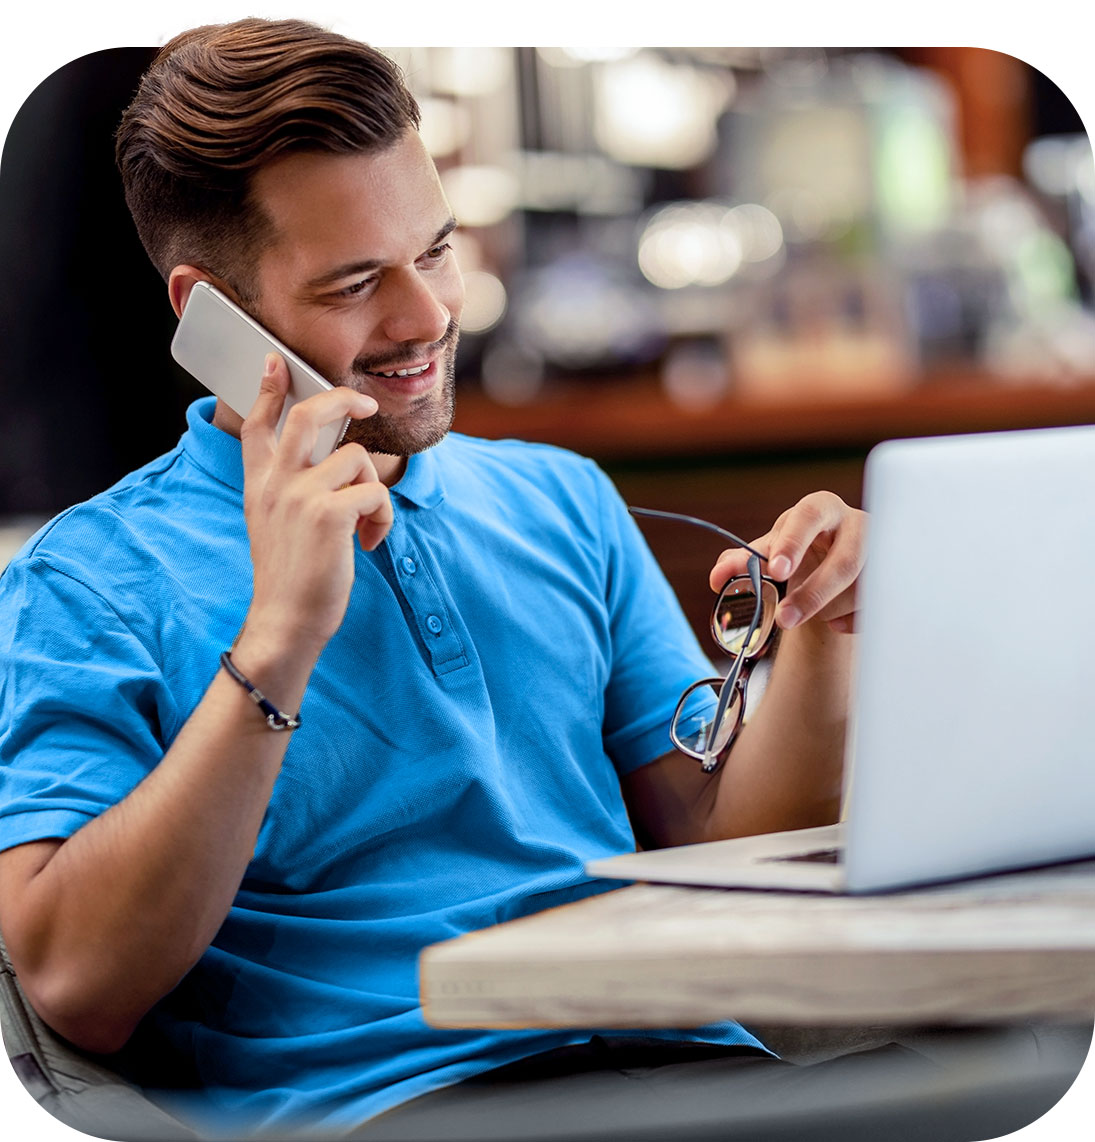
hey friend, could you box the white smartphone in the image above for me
[171,280,350,465]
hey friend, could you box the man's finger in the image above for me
[239,353,290,471]
[332,481,395,551]
[306,441,380,491]
[275,386,379,471]
[765,492,845,582]
[709,538,770,592]
[777,526,864,629]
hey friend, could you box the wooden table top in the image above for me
[421,859,1095,1029]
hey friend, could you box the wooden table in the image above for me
[420,859,1095,1030]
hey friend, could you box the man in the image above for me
[0,18,873,1139]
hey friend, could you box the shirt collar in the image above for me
[180,396,445,509]
[391,444,445,510]
[181,397,245,492]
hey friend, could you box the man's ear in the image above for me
[168,266,212,319]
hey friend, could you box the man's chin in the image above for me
[342,340,458,457]
[340,403,454,458]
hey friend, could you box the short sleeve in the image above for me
[0,554,176,852]
[589,465,717,774]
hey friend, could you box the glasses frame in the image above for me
[630,506,783,774]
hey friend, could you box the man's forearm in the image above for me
[704,621,852,840]
[1,627,319,1054]
[624,491,865,851]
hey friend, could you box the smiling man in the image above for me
[0,18,894,1142]
[182,141,464,468]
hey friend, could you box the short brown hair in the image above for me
[115,18,420,299]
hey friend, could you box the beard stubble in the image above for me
[338,322,459,457]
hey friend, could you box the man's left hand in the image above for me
[709,491,866,635]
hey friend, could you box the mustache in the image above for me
[350,321,460,376]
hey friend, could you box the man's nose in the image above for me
[376,266,451,346]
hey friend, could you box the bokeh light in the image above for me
[594,53,733,169]
[461,270,508,333]
[440,165,520,229]
[638,201,785,290]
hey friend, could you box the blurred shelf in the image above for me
[452,369,1095,462]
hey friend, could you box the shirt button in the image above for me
[401,556,417,575]
[426,615,443,635]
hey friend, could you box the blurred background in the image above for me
[1,44,1093,646]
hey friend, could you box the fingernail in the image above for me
[769,555,791,580]
[263,353,277,376]
[778,602,801,629]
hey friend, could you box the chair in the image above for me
[0,926,198,1140]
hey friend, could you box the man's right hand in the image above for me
[239,352,393,656]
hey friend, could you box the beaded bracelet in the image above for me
[219,650,302,731]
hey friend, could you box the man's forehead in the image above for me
[249,138,452,275]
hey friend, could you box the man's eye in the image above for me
[338,278,373,298]
[425,243,452,260]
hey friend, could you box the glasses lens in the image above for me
[672,679,744,759]
[713,579,779,656]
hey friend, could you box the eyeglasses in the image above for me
[630,507,783,774]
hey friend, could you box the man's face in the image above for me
[245,131,465,463]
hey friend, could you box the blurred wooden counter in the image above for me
[453,367,1095,651]
[452,369,1095,461]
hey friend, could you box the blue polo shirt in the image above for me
[0,397,762,1134]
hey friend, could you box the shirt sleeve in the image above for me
[588,463,718,775]
[0,552,177,853]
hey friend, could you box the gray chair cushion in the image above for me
[1,927,199,1140]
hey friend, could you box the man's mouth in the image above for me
[351,321,460,392]
[366,363,431,379]
[355,359,440,401]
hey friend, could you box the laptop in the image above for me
[588,424,1095,894]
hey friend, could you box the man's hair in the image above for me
[115,18,421,300]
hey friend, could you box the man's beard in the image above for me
[338,322,459,457]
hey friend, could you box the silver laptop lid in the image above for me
[843,425,1095,892]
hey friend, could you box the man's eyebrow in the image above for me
[304,218,459,291]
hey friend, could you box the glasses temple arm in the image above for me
[628,507,768,563]
[703,555,765,773]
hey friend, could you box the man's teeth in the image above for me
[372,364,429,378]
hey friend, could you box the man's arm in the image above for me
[623,492,863,849]
[0,358,388,1054]
[0,657,312,1054]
